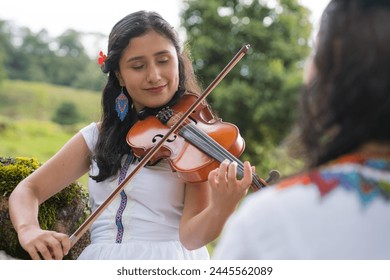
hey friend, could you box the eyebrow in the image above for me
[125,50,172,63]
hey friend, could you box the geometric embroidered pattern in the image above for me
[277,153,390,207]
[115,153,133,243]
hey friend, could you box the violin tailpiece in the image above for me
[156,106,174,124]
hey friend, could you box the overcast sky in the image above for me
[2,0,328,35]
[1,0,183,36]
[1,0,329,55]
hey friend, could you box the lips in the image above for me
[146,84,167,94]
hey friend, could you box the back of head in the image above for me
[299,0,390,167]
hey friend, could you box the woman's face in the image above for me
[116,30,179,112]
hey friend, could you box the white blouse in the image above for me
[77,122,209,260]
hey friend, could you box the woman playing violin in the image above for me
[8,10,251,260]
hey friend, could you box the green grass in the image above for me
[0,116,89,186]
[0,117,75,159]
[0,79,101,161]
[0,79,101,122]
[0,80,102,186]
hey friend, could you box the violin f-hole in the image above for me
[152,134,177,143]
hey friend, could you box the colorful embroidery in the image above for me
[115,154,133,243]
[276,154,390,206]
[115,190,127,243]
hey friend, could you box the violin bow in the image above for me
[69,44,251,248]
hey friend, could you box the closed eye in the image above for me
[131,63,145,70]
[157,56,169,64]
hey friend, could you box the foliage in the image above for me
[0,20,11,84]
[0,52,5,85]
[0,20,105,91]
[52,101,83,125]
[0,157,91,259]
[181,0,312,171]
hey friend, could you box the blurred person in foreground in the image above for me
[211,0,390,259]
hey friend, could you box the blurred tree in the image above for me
[0,20,13,55]
[181,0,312,173]
[50,29,91,87]
[8,28,53,82]
[0,20,102,91]
[0,20,12,84]
[72,60,107,91]
[0,53,5,85]
[52,101,82,125]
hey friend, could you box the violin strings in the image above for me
[179,123,265,189]
[169,113,265,189]
[182,123,264,189]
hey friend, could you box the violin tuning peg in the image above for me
[265,169,281,185]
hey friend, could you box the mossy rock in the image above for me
[0,157,91,259]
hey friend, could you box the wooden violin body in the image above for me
[126,93,245,183]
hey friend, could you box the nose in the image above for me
[147,64,161,84]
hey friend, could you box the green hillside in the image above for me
[0,79,101,159]
[0,80,102,185]
[0,80,101,122]
[0,117,78,159]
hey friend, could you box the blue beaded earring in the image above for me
[115,87,129,122]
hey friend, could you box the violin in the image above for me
[127,92,273,190]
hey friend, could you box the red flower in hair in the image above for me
[98,51,107,65]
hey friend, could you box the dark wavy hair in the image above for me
[91,11,201,182]
[298,0,390,167]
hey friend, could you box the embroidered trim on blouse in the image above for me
[277,154,390,206]
[115,154,133,243]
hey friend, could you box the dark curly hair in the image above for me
[91,11,202,182]
[298,0,390,167]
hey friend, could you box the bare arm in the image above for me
[179,160,253,250]
[9,132,91,259]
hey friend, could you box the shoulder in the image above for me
[219,173,320,239]
[213,174,319,259]
[79,122,100,152]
